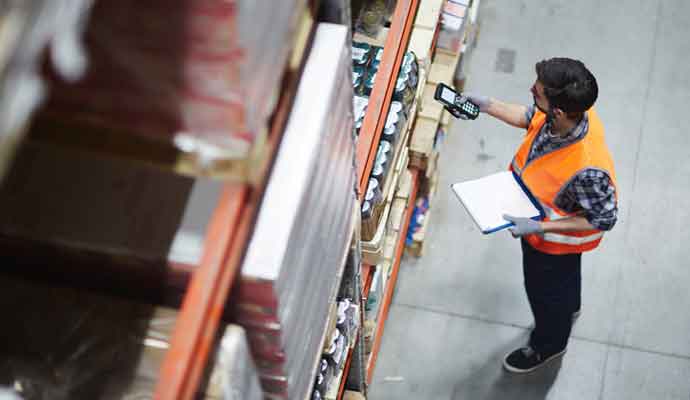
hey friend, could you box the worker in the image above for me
[461,58,618,373]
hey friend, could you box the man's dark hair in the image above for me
[535,58,598,114]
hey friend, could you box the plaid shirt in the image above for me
[524,106,617,231]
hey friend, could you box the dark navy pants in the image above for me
[521,238,581,356]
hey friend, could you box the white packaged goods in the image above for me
[238,23,356,399]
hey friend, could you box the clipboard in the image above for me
[450,170,545,234]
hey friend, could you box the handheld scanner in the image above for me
[433,83,480,120]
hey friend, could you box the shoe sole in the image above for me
[502,349,567,374]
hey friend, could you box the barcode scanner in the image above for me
[434,83,480,120]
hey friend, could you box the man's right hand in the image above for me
[444,105,464,119]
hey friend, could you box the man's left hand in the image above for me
[503,214,543,237]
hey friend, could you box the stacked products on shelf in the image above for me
[0,275,261,400]
[363,267,384,356]
[352,40,419,240]
[407,197,430,245]
[311,298,359,400]
[354,0,396,38]
[437,0,471,53]
[35,0,308,164]
[234,24,356,400]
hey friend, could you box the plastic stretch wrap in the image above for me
[0,0,92,176]
[39,0,306,163]
[236,24,356,399]
[0,275,261,400]
[436,0,469,53]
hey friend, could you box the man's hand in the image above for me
[444,105,463,119]
[461,93,491,112]
[503,214,543,237]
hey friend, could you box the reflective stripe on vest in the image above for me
[543,231,604,245]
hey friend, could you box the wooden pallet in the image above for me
[343,391,366,400]
[407,0,444,69]
[427,50,461,86]
[409,37,464,170]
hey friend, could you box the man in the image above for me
[460,58,618,373]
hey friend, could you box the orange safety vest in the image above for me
[510,108,617,255]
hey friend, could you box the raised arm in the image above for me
[463,93,531,129]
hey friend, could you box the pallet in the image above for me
[424,149,440,180]
[408,50,460,173]
[361,199,392,266]
[413,0,444,30]
[440,109,452,128]
[427,51,461,86]
[343,391,366,400]
[407,0,444,68]
[409,116,439,163]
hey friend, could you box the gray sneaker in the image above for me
[503,346,567,373]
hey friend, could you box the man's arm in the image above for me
[504,171,618,237]
[463,93,531,129]
[503,215,596,237]
[485,99,531,129]
[541,216,595,232]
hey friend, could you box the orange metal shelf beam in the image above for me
[336,335,358,400]
[361,263,374,298]
[355,0,419,199]
[366,168,419,384]
[156,184,249,399]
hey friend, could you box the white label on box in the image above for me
[353,47,367,60]
[354,96,369,114]
[442,12,465,30]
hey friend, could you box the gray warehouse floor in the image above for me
[369,0,690,399]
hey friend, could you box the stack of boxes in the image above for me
[37,0,308,166]
[234,24,357,400]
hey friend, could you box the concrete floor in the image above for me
[369,0,690,399]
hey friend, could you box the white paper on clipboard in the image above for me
[450,171,544,234]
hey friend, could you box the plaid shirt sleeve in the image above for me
[555,169,618,231]
[525,104,536,126]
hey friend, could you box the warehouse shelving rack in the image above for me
[0,1,457,399]
[349,0,422,390]
[154,5,320,398]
